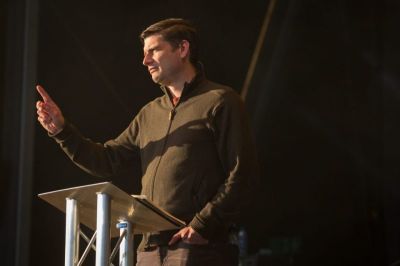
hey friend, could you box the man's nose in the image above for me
[142,53,152,66]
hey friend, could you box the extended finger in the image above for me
[36,85,53,103]
[181,229,190,239]
[168,233,182,245]
[182,232,192,244]
[187,230,193,239]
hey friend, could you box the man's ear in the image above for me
[179,40,190,59]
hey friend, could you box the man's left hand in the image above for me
[168,226,209,245]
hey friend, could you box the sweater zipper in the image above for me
[149,106,177,201]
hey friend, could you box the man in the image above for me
[36,18,258,266]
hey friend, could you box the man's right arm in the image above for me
[35,85,140,178]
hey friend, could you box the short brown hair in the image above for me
[140,18,199,65]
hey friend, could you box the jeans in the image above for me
[136,241,238,266]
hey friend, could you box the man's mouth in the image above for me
[149,67,158,74]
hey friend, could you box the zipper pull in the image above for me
[169,109,176,121]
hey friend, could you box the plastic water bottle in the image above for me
[238,226,248,259]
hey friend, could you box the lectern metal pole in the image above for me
[96,193,111,266]
[39,182,186,266]
[65,198,79,266]
[118,221,134,266]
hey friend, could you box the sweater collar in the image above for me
[160,62,205,101]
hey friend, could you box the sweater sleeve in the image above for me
[51,118,140,178]
[189,91,259,240]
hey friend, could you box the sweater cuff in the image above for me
[189,213,219,241]
[49,121,73,142]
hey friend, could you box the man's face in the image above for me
[142,34,183,85]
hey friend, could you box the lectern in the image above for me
[38,182,186,266]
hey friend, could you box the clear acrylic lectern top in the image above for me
[38,182,185,238]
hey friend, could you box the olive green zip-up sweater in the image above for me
[52,75,259,249]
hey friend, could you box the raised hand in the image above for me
[36,85,65,135]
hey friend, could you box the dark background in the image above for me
[1,0,399,265]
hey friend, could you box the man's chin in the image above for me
[150,73,161,82]
[152,76,167,86]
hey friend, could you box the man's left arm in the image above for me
[188,92,260,241]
